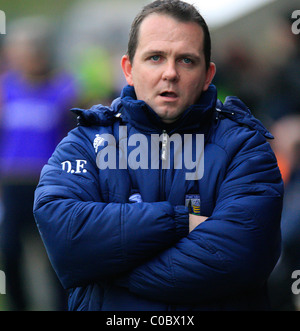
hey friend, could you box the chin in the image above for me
[153,105,183,123]
[160,115,181,124]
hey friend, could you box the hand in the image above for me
[189,214,208,233]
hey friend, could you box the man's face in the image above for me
[122,13,216,124]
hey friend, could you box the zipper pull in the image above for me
[161,130,168,161]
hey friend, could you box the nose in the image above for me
[162,60,179,82]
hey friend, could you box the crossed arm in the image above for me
[34,129,195,288]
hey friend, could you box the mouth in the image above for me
[159,91,178,99]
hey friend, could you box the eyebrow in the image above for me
[142,50,202,62]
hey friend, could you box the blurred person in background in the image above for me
[270,116,300,185]
[268,116,300,310]
[258,12,300,124]
[0,16,78,310]
[262,13,300,309]
[213,41,267,118]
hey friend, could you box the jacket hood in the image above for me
[71,84,218,133]
[71,84,273,139]
[216,97,274,139]
[119,84,217,133]
[71,99,121,127]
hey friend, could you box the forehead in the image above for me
[136,13,204,55]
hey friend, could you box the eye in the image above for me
[182,58,193,64]
[150,55,161,62]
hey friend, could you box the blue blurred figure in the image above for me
[0,17,78,310]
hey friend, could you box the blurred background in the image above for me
[0,0,299,311]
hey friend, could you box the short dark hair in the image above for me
[127,0,211,70]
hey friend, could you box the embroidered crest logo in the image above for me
[185,194,201,215]
[93,134,105,153]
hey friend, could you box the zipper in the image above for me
[161,130,168,162]
[160,130,168,201]
[215,107,235,120]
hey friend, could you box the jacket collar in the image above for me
[119,84,217,133]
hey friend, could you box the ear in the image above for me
[202,62,216,91]
[121,55,134,86]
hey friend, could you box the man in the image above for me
[34,0,283,310]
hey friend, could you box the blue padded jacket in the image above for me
[33,84,283,310]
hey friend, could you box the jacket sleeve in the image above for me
[122,129,284,304]
[33,127,188,289]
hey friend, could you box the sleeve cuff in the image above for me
[174,205,189,239]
